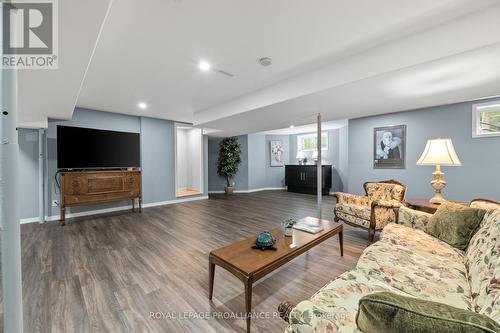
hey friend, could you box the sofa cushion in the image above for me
[466,209,500,324]
[356,292,500,333]
[335,203,371,220]
[336,211,371,229]
[381,223,465,261]
[335,203,371,228]
[356,223,471,309]
[335,203,398,229]
[426,201,486,250]
[288,270,409,333]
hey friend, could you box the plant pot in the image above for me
[225,186,234,194]
[284,227,293,237]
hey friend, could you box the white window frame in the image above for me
[297,131,329,152]
[472,101,500,138]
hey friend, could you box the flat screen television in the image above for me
[57,125,140,169]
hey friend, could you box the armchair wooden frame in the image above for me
[334,179,407,243]
[470,198,500,206]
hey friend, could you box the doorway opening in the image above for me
[175,124,203,197]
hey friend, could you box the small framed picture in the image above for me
[270,140,284,167]
[373,125,406,169]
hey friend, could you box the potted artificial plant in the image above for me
[281,218,297,236]
[217,137,242,194]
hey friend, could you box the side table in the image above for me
[405,199,466,214]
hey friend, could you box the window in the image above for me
[297,132,328,151]
[472,101,500,138]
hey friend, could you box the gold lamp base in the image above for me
[429,164,446,204]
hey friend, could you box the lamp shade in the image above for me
[312,150,318,159]
[296,151,304,159]
[416,138,461,166]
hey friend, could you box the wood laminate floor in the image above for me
[5,191,370,333]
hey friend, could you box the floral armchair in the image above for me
[333,180,406,243]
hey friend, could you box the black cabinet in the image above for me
[285,165,332,195]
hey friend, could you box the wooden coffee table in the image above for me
[208,217,343,332]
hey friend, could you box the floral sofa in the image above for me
[333,180,406,243]
[279,199,500,333]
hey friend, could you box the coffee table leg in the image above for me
[209,260,215,300]
[339,228,344,257]
[244,277,253,333]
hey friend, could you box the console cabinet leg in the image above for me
[60,206,66,226]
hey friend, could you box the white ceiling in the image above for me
[17,0,500,136]
[202,42,500,136]
[17,0,112,127]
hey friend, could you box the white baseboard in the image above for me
[142,195,209,208]
[19,195,209,224]
[208,187,286,194]
[20,217,42,224]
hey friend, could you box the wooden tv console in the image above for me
[59,169,142,225]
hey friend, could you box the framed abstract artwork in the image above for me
[270,140,285,167]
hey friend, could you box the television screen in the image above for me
[57,126,140,169]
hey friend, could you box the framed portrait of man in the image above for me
[373,125,406,169]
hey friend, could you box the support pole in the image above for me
[38,129,45,223]
[1,65,24,332]
[317,113,322,220]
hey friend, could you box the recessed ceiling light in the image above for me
[138,102,147,110]
[258,57,272,67]
[198,61,211,72]
[289,125,295,128]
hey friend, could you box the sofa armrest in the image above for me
[371,199,403,209]
[395,205,432,231]
[278,300,297,323]
[334,192,370,206]
[369,200,402,230]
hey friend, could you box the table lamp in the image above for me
[296,151,304,165]
[312,150,318,162]
[416,138,461,204]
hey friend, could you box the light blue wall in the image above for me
[18,108,208,220]
[348,99,500,202]
[208,134,290,191]
[248,134,267,189]
[140,117,175,204]
[289,128,348,192]
[203,135,209,194]
[264,135,289,188]
[45,108,141,217]
[338,125,349,192]
[207,138,222,191]
[18,129,40,219]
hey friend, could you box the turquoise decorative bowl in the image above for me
[252,231,277,251]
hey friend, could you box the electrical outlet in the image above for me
[52,200,59,207]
